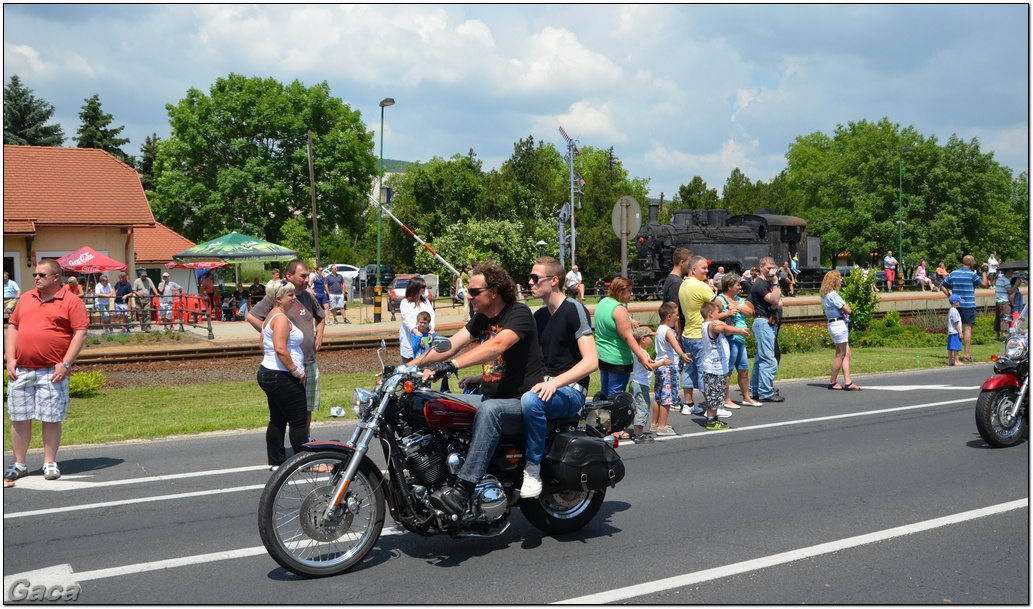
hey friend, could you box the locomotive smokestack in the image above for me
[649,198,659,224]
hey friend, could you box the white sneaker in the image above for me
[683,404,705,415]
[716,407,733,418]
[654,425,677,436]
[520,465,543,499]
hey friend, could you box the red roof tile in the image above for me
[3,219,36,235]
[134,222,196,264]
[3,145,155,227]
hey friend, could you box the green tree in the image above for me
[138,133,160,192]
[3,75,64,146]
[75,93,133,164]
[722,168,754,215]
[278,217,314,262]
[150,74,377,245]
[496,135,567,232]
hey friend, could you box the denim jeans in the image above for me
[521,387,586,466]
[449,395,525,486]
[257,366,309,466]
[599,368,631,396]
[750,318,778,399]
[679,337,705,392]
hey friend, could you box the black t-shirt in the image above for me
[662,273,685,328]
[749,277,777,319]
[533,298,593,390]
[465,301,544,399]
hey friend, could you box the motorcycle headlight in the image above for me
[1004,335,1028,361]
[351,388,375,416]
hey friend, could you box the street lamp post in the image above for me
[897,146,913,290]
[375,97,395,323]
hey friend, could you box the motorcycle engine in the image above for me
[473,475,506,522]
[400,432,447,487]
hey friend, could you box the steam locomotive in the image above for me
[628,203,821,296]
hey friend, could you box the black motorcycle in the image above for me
[975,304,1028,447]
[257,340,633,578]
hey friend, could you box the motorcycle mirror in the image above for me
[432,338,452,353]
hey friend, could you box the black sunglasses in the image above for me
[32,272,55,278]
[467,287,489,297]
[528,274,555,284]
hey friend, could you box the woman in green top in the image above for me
[595,276,651,396]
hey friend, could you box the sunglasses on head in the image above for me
[467,287,489,297]
[528,274,555,284]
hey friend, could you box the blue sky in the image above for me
[4,4,1028,200]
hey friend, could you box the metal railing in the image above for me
[82,293,216,339]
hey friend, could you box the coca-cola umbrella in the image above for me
[165,260,229,294]
[56,246,128,273]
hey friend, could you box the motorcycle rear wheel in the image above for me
[258,451,385,578]
[975,387,1026,448]
[519,488,605,535]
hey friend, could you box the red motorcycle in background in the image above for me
[975,304,1028,448]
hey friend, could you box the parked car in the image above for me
[361,264,395,288]
[321,264,359,281]
[387,274,415,313]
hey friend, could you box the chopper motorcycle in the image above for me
[975,303,1028,448]
[257,340,631,578]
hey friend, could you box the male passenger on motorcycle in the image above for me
[421,262,545,516]
[519,257,598,499]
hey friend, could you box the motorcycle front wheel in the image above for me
[975,387,1026,448]
[257,451,386,578]
[519,488,605,535]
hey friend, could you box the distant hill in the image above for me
[378,158,413,172]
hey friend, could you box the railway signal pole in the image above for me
[558,126,584,268]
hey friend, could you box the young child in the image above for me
[699,300,750,430]
[627,326,667,443]
[947,294,963,365]
[652,302,691,436]
[411,311,436,359]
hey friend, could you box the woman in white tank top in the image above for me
[257,282,309,469]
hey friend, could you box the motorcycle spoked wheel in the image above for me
[975,387,1027,448]
[257,451,386,578]
[519,488,605,535]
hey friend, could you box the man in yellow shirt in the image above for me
[678,256,731,419]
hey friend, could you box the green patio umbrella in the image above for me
[172,231,297,263]
[173,231,298,285]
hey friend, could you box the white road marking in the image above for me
[2,525,408,595]
[861,384,981,391]
[3,485,266,519]
[8,465,270,492]
[650,397,976,442]
[554,498,1029,604]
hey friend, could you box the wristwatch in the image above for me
[62,361,74,370]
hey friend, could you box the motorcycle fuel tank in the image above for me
[407,390,477,430]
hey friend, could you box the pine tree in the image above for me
[3,75,65,146]
[138,133,160,192]
[75,93,132,165]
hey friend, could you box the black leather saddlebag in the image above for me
[543,431,625,491]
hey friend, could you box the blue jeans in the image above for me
[599,368,630,396]
[449,396,524,486]
[521,387,586,466]
[679,337,705,393]
[750,319,778,399]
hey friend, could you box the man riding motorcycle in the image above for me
[421,262,545,515]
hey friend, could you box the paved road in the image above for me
[3,365,1028,603]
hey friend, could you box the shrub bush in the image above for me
[68,370,107,398]
[840,270,879,332]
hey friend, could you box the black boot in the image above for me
[430,480,474,515]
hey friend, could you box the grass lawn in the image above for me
[4,343,1002,451]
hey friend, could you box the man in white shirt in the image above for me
[564,265,584,302]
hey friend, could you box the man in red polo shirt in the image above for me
[4,259,89,486]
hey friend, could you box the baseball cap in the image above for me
[948,294,961,303]
[162,272,170,277]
